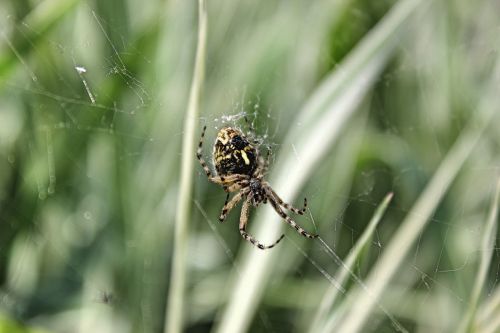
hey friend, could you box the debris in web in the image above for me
[74,65,96,104]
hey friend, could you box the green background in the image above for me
[0,0,499,332]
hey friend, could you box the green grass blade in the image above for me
[214,1,425,332]
[309,192,394,333]
[459,179,500,333]
[164,1,207,332]
[478,280,500,332]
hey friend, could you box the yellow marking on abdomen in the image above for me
[240,150,250,165]
[215,153,232,162]
[216,131,230,144]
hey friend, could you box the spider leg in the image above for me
[253,150,272,178]
[196,125,213,178]
[264,184,307,215]
[225,179,249,193]
[209,174,249,188]
[239,197,285,250]
[219,190,247,222]
[267,196,318,239]
[221,192,230,211]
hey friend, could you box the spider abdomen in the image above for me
[213,127,257,176]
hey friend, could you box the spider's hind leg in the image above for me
[240,229,284,250]
[268,196,318,239]
[288,197,307,215]
[239,198,284,250]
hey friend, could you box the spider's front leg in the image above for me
[219,190,246,222]
[196,125,214,178]
[208,174,249,187]
[223,179,249,193]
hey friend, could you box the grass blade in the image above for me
[164,1,207,332]
[478,281,500,333]
[309,192,394,333]
[460,179,500,332]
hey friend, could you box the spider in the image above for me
[196,125,318,250]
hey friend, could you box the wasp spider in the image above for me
[196,125,318,250]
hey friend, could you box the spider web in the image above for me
[0,1,499,333]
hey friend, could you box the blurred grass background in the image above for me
[0,0,499,332]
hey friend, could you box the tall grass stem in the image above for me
[164,1,207,332]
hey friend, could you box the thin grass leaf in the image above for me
[308,192,393,333]
[461,179,500,333]
[335,57,500,333]
[164,1,207,332]
[214,1,425,332]
[477,279,500,333]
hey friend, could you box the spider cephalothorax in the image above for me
[249,178,266,206]
[197,125,318,250]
